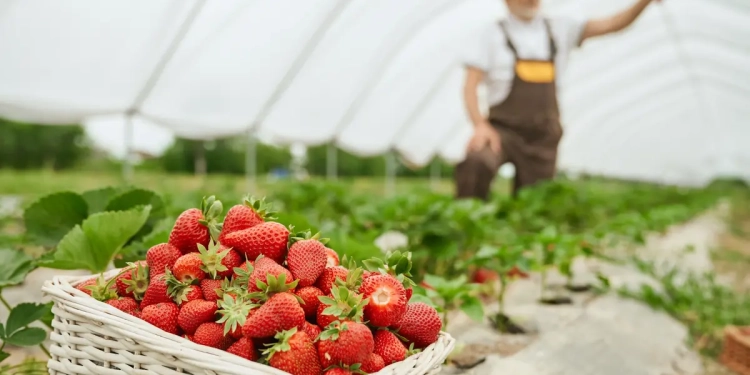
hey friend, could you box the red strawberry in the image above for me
[200,278,223,302]
[74,278,97,296]
[325,248,340,268]
[507,265,529,279]
[169,196,223,254]
[248,256,294,293]
[323,369,352,375]
[141,302,180,334]
[227,337,259,361]
[146,243,182,278]
[360,274,407,327]
[222,221,290,263]
[302,321,321,342]
[217,248,242,279]
[194,322,234,350]
[106,297,139,316]
[140,274,172,308]
[172,253,207,283]
[405,287,413,302]
[317,320,374,368]
[263,328,321,375]
[316,287,367,329]
[178,299,218,335]
[165,271,204,305]
[219,196,274,243]
[373,330,406,365]
[115,261,149,299]
[295,286,323,319]
[390,302,441,348]
[287,232,327,288]
[361,352,386,373]
[315,266,349,295]
[242,293,305,338]
[473,268,499,284]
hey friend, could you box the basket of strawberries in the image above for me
[41,196,455,375]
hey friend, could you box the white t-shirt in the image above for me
[464,14,588,107]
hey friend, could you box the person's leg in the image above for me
[454,147,499,200]
[513,157,556,195]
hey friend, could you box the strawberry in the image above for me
[227,337,258,361]
[217,248,242,279]
[141,273,173,308]
[222,221,290,263]
[248,256,295,293]
[302,321,321,342]
[323,369,352,375]
[74,278,97,296]
[172,253,207,283]
[106,296,139,316]
[390,302,441,348]
[360,274,407,327]
[194,240,236,280]
[287,231,328,288]
[146,243,182,278]
[263,328,321,375]
[178,299,218,335]
[405,288,413,302]
[373,330,406,365]
[165,270,204,305]
[194,322,234,350]
[295,286,323,319]
[362,251,416,300]
[242,293,305,338]
[507,265,529,279]
[219,196,275,243]
[115,260,149,299]
[169,196,223,254]
[315,266,349,296]
[200,278,223,302]
[317,320,374,368]
[473,268,499,283]
[361,352,385,373]
[141,302,180,334]
[317,287,367,329]
[325,248,340,268]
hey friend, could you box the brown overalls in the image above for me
[455,19,563,200]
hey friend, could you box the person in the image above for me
[455,0,661,200]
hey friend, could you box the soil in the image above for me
[489,313,527,334]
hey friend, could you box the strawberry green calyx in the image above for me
[242,195,278,221]
[87,273,120,302]
[261,327,297,360]
[287,229,330,247]
[332,260,365,292]
[319,286,369,324]
[251,273,301,302]
[405,342,422,358]
[199,195,224,242]
[317,320,350,342]
[197,240,229,279]
[232,264,253,290]
[164,269,194,304]
[362,250,416,290]
[216,294,258,336]
[121,261,150,301]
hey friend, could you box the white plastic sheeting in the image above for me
[0,0,748,185]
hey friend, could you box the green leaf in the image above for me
[0,249,35,288]
[82,186,122,214]
[5,303,52,336]
[0,350,8,363]
[23,192,88,246]
[409,294,437,309]
[362,258,386,272]
[0,323,5,339]
[39,206,151,273]
[5,327,47,347]
[105,189,166,243]
[460,297,484,322]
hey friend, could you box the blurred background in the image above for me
[0,0,749,374]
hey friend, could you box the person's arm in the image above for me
[580,0,659,42]
[463,66,487,128]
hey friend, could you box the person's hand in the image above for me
[468,121,501,154]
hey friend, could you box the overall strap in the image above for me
[543,18,557,61]
[498,20,518,58]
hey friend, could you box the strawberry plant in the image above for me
[418,274,483,329]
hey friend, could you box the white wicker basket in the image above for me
[42,270,456,375]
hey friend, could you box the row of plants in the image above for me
[0,177,743,369]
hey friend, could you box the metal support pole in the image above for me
[385,151,397,197]
[245,129,257,193]
[326,143,337,180]
[123,114,134,184]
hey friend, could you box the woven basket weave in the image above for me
[42,270,456,375]
[720,325,750,375]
